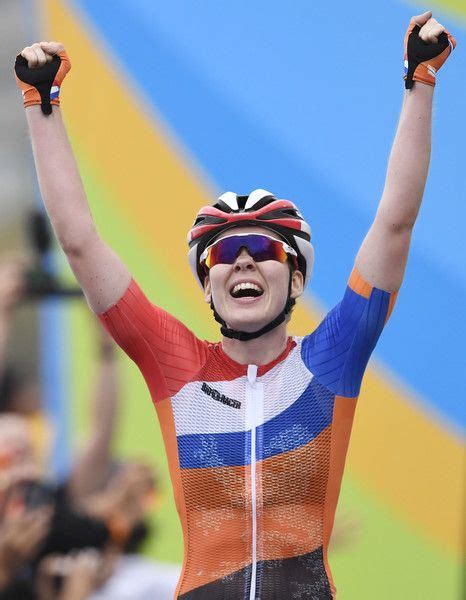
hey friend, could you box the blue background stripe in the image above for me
[71,0,466,433]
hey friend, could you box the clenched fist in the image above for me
[404,11,456,89]
[14,41,71,114]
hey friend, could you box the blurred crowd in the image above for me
[0,250,360,600]
[0,255,179,599]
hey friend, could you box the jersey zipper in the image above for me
[246,364,262,600]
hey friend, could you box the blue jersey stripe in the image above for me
[178,429,251,469]
[259,377,334,459]
[178,377,334,469]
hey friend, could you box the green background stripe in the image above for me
[407,0,466,22]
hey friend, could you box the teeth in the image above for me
[231,282,263,295]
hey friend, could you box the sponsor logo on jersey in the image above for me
[201,382,242,409]
[50,85,60,100]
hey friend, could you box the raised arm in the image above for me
[15,42,131,313]
[0,258,26,383]
[67,323,119,503]
[355,12,455,292]
[15,46,208,399]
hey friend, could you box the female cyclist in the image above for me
[14,10,455,599]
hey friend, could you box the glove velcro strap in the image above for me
[413,42,454,87]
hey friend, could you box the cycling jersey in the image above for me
[98,268,396,599]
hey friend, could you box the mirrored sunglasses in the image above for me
[200,233,298,270]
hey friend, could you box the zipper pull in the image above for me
[247,364,258,385]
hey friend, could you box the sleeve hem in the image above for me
[348,269,373,299]
[97,279,138,317]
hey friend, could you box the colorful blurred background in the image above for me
[2,0,464,598]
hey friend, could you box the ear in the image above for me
[290,269,304,300]
[204,275,212,303]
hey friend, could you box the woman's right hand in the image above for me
[15,41,71,114]
[20,41,65,68]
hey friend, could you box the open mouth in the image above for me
[229,282,264,299]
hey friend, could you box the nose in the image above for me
[233,248,256,272]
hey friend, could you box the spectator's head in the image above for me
[0,413,36,473]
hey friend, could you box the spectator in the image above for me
[0,472,52,600]
[0,254,173,597]
[0,254,121,499]
[0,256,51,472]
[0,256,26,389]
[66,324,120,504]
[0,412,111,597]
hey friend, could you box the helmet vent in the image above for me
[236,195,248,211]
[193,215,227,226]
[258,208,298,221]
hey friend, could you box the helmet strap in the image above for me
[210,273,295,342]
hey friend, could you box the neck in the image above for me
[221,322,288,365]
